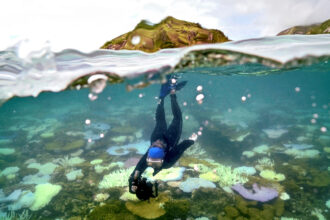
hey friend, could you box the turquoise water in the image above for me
[0,36,330,219]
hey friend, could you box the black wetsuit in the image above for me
[129,94,194,192]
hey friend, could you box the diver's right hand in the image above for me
[131,184,138,193]
[129,177,138,194]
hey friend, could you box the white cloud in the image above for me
[1,0,329,51]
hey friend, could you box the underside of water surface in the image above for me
[0,35,330,220]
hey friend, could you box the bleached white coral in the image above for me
[0,167,20,179]
[53,156,85,169]
[184,142,206,157]
[311,208,326,220]
[94,162,123,174]
[94,193,109,202]
[255,157,274,171]
[214,163,248,187]
[120,189,139,201]
[66,169,83,181]
[143,167,185,182]
[284,149,319,159]
[27,162,58,175]
[98,167,134,189]
[0,210,31,220]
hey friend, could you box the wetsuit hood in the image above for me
[148,147,165,159]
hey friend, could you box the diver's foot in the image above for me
[159,76,187,98]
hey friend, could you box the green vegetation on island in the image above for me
[101,16,229,52]
[277,19,330,35]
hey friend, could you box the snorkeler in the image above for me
[129,76,194,200]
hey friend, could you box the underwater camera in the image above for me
[135,177,158,201]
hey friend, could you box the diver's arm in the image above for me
[163,140,194,168]
[129,153,148,193]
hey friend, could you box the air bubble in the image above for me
[88,93,98,101]
[196,94,204,104]
[87,74,108,94]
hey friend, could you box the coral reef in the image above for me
[199,171,220,182]
[119,190,139,201]
[107,140,149,156]
[94,161,123,174]
[45,139,85,152]
[53,156,85,170]
[66,169,83,181]
[262,128,288,139]
[123,157,141,168]
[27,162,58,175]
[284,148,320,159]
[98,167,134,189]
[90,159,103,165]
[0,210,31,220]
[184,142,207,157]
[227,195,285,219]
[191,188,232,219]
[213,162,249,187]
[0,166,20,179]
[179,178,216,193]
[255,157,274,171]
[0,148,15,155]
[260,170,286,182]
[163,199,190,219]
[231,183,278,202]
[125,193,170,219]
[94,193,109,202]
[143,167,185,182]
[88,200,137,220]
[30,183,62,211]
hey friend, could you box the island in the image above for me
[101,16,229,53]
[277,19,330,35]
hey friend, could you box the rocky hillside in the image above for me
[101,16,229,52]
[277,19,330,35]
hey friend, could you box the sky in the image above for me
[1,0,329,52]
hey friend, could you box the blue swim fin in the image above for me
[159,76,187,98]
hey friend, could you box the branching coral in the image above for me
[255,157,274,171]
[214,163,248,187]
[53,156,85,171]
[184,142,206,157]
[98,167,134,189]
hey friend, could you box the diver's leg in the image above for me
[150,98,167,143]
[165,94,182,147]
